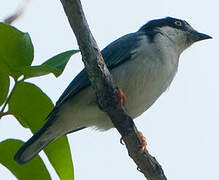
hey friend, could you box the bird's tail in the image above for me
[14,104,87,165]
[14,119,87,164]
[14,120,58,164]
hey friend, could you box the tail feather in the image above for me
[14,106,87,164]
[14,124,87,164]
[14,123,56,164]
[65,126,86,135]
[15,108,61,164]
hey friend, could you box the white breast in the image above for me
[111,34,179,118]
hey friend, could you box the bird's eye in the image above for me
[174,21,183,26]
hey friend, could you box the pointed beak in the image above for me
[189,30,212,43]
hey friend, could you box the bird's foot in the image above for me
[138,131,147,152]
[118,88,126,105]
[120,131,147,153]
[120,137,124,145]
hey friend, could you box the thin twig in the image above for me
[59,0,167,179]
[4,0,30,25]
[0,112,14,119]
[0,77,24,116]
[0,79,17,115]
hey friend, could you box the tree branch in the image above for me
[59,0,167,179]
[4,0,30,25]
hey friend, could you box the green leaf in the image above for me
[0,23,34,79]
[0,139,51,180]
[0,60,10,74]
[19,65,58,79]
[0,71,9,106]
[45,136,74,180]
[8,82,53,129]
[42,50,79,76]
[22,50,79,79]
[8,82,74,180]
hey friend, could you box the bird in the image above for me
[14,17,212,164]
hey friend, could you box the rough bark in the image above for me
[60,0,167,179]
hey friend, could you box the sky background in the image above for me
[0,0,218,179]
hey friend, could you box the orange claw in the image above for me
[118,88,126,105]
[138,131,147,152]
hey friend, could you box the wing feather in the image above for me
[56,32,140,106]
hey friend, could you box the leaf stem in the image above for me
[0,111,14,119]
[0,77,24,118]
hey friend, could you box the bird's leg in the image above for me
[120,131,147,152]
[120,137,124,145]
[138,131,147,152]
[117,88,147,151]
[118,88,126,105]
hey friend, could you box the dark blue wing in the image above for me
[56,32,140,106]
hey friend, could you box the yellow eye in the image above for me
[174,21,183,26]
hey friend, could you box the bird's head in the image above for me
[139,17,212,53]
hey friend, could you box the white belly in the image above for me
[112,54,178,118]
[57,54,178,132]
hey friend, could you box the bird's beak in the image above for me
[189,30,212,43]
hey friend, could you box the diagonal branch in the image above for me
[59,0,167,179]
[4,0,30,25]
